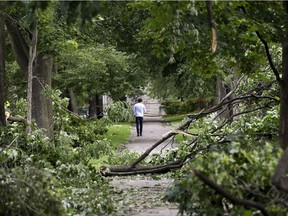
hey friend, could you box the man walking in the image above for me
[133,98,146,136]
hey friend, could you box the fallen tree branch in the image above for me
[7,115,27,124]
[102,158,185,176]
[103,79,278,175]
[191,168,270,216]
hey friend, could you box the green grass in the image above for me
[89,123,131,169]
[163,114,201,144]
[101,123,131,148]
[163,114,188,123]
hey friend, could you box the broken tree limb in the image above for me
[102,159,185,176]
[102,79,278,177]
[191,168,270,216]
[126,115,199,169]
[7,115,27,124]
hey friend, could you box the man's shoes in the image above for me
[137,134,140,137]
[140,134,142,136]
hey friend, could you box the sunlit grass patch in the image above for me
[90,123,131,169]
[100,123,131,148]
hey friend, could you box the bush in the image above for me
[0,94,120,216]
[103,101,134,123]
[0,166,65,216]
[162,102,181,115]
[161,99,206,115]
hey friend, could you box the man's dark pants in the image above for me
[135,117,143,136]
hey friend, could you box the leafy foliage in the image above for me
[164,96,285,214]
[0,95,118,215]
[103,101,134,124]
[0,166,65,216]
[161,99,211,115]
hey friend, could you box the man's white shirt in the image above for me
[133,103,146,117]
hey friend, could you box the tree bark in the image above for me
[27,24,37,134]
[89,95,97,118]
[280,36,288,150]
[4,17,29,74]
[96,94,103,115]
[67,87,78,113]
[5,16,54,140]
[206,1,217,53]
[32,55,54,140]
[272,148,288,193]
[216,77,229,119]
[0,3,6,127]
[272,5,288,191]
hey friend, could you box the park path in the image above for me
[109,116,180,216]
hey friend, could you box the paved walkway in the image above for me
[126,116,178,154]
[109,116,180,216]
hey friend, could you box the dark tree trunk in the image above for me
[206,1,217,53]
[5,16,54,139]
[32,55,54,140]
[67,87,78,113]
[89,95,97,118]
[0,4,6,127]
[4,17,29,74]
[272,149,288,193]
[272,24,288,192]
[89,95,103,118]
[280,37,288,150]
[216,78,234,121]
[216,77,228,118]
[96,94,103,114]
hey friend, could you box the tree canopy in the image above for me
[1,1,288,215]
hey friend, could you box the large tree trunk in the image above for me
[280,38,288,150]
[216,72,239,121]
[26,25,37,134]
[96,94,103,115]
[272,26,288,192]
[89,95,97,118]
[32,55,54,140]
[4,17,29,74]
[0,3,6,127]
[67,87,78,113]
[5,17,54,139]
[89,95,103,119]
[216,77,229,118]
[272,149,288,193]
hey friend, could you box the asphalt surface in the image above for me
[110,116,181,216]
[126,116,178,154]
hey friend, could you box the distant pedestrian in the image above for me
[133,98,146,136]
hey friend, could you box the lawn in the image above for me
[89,123,131,169]
[102,123,131,148]
[163,114,200,144]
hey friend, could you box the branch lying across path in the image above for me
[102,159,185,176]
[101,79,278,176]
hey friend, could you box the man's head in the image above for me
[138,98,143,103]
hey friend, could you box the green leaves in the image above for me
[103,101,134,124]
[55,43,142,101]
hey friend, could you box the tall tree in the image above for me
[4,3,57,139]
[271,1,288,193]
[0,2,6,127]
